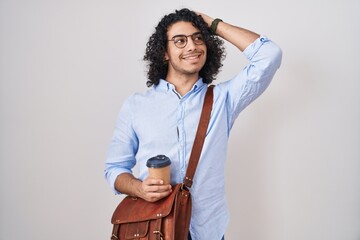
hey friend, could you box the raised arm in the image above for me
[197,11,282,129]
[197,12,260,52]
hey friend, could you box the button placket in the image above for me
[177,99,187,178]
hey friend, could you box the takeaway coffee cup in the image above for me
[146,155,171,184]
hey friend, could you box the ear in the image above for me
[164,52,169,61]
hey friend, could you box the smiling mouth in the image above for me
[184,55,200,60]
[182,53,202,60]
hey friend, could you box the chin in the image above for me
[186,65,204,74]
[184,69,202,76]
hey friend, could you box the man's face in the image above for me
[165,21,207,79]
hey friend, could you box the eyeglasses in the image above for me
[168,32,205,49]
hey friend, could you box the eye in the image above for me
[194,34,203,41]
[174,37,186,44]
[192,33,204,44]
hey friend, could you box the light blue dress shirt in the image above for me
[105,36,282,239]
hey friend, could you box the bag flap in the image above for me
[125,221,149,239]
[112,184,182,224]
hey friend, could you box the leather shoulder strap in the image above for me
[183,85,214,188]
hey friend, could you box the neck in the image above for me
[166,73,199,96]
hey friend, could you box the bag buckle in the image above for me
[153,230,164,240]
[111,233,119,240]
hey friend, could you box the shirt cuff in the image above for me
[243,35,269,60]
[106,168,132,195]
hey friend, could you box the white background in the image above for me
[0,0,359,239]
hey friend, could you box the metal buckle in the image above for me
[111,233,119,240]
[153,230,164,240]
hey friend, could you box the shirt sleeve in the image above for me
[217,36,282,129]
[104,97,139,194]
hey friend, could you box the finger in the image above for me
[146,190,172,202]
[143,183,170,193]
[143,178,164,185]
[146,184,172,193]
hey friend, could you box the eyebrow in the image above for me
[170,31,202,39]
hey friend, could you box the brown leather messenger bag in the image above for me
[110,85,214,240]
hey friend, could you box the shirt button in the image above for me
[260,37,266,42]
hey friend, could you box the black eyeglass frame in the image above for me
[168,32,205,49]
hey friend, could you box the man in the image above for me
[105,8,282,240]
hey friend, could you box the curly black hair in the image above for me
[143,8,226,87]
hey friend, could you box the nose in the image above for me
[185,36,197,51]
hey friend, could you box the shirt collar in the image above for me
[154,78,206,93]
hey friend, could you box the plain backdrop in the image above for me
[0,0,359,239]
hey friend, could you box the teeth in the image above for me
[184,55,199,59]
